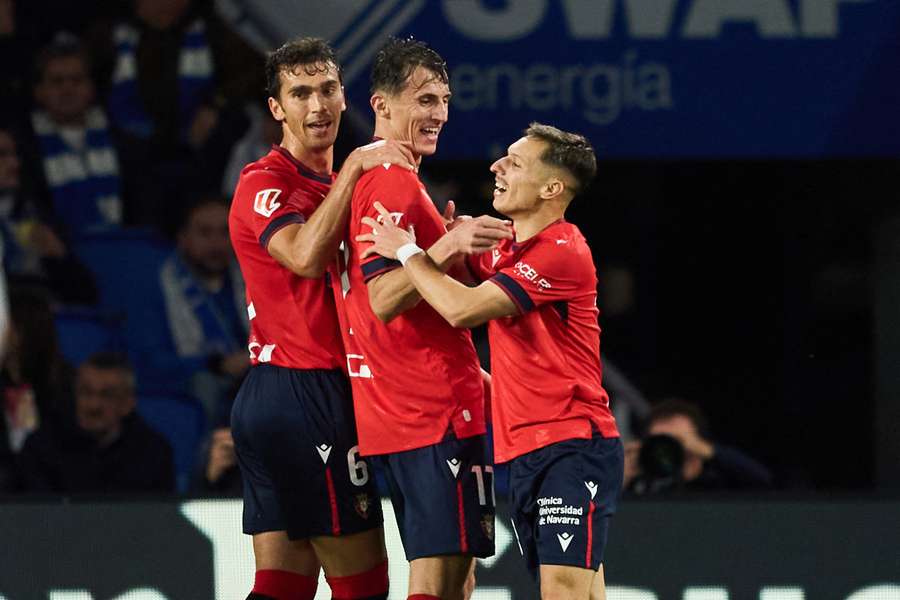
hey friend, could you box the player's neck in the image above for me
[372,125,423,167]
[513,207,565,242]
[280,139,333,175]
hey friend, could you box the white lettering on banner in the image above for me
[801,0,870,37]
[440,0,870,40]
[443,0,547,41]
[845,586,900,600]
[684,589,729,600]
[181,498,513,599]
[608,588,659,600]
[49,591,166,600]
[683,0,795,38]
[452,52,673,127]
[760,588,805,600]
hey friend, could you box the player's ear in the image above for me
[340,85,347,112]
[541,178,566,201]
[370,93,389,119]
[268,96,285,122]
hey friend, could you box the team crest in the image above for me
[480,514,495,541]
[354,493,371,519]
[254,188,282,217]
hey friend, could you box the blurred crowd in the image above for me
[0,0,773,497]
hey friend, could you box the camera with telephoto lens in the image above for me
[630,433,685,495]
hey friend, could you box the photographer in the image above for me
[625,399,773,494]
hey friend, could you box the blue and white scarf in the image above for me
[108,19,214,140]
[159,251,247,358]
[31,108,122,238]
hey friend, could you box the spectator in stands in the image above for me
[87,0,265,229]
[17,351,174,493]
[624,398,773,494]
[0,285,76,491]
[220,102,281,196]
[130,196,247,423]
[0,0,31,122]
[190,426,240,494]
[0,126,98,305]
[28,36,123,239]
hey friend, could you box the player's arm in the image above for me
[359,204,518,326]
[365,211,513,323]
[267,140,415,278]
[404,253,518,327]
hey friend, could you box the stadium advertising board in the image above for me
[227,0,900,158]
[0,499,898,599]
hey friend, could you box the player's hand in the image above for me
[221,351,250,378]
[206,428,237,484]
[623,439,642,488]
[351,139,417,173]
[356,201,415,259]
[27,222,67,258]
[441,199,473,232]
[443,214,513,255]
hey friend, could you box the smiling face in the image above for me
[269,61,345,155]
[490,136,558,217]
[374,66,450,159]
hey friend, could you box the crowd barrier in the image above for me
[0,497,897,599]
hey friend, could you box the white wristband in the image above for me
[396,243,424,266]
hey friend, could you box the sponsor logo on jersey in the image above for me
[253,188,282,217]
[354,493,371,519]
[491,248,502,269]
[316,444,333,464]
[447,458,461,478]
[555,239,569,245]
[514,261,552,289]
[557,532,574,552]
[585,480,598,499]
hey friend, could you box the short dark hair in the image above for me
[647,398,710,437]
[265,37,341,99]
[177,195,229,233]
[81,352,136,392]
[34,33,91,83]
[524,122,597,197]
[370,37,448,96]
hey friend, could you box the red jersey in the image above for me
[469,219,619,463]
[229,146,343,370]
[332,165,485,456]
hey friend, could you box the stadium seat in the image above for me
[54,307,125,367]
[137,395,207,493]
[73,228,173,311]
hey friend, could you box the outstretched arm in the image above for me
[359,203,518,327]
[267,140,416,278]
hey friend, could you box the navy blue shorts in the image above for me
[374,433,495,560]
[231,365,383,540]
[508,434,624,576]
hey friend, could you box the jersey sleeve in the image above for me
[235,169,318,250]
[356,167,429,283]
[489,240,594,313]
